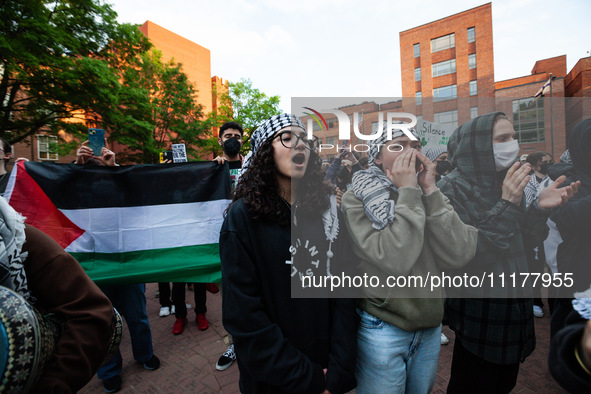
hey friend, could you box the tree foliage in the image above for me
[0,0,148,144]
[211,78,281,153]
[104,50,208,164]
[1,0,209,163]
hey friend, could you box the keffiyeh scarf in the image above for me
[0,197,32,301]
[351,165,398,230]
[242,113,306,171]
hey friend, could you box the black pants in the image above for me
[447,338,520,394]
[172,282,206,318]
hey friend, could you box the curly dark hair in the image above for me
[232,137,332,225]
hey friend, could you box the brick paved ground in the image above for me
[81,285,567,393]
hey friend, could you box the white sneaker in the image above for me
[533,305,544,318]
[216,344,236,371]
[159,306,170,317]
[171,305,176,315]
[440,333,449,345]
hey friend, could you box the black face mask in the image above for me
[539,162,551,175]
[436,160,453,175]
[223,138,241,157]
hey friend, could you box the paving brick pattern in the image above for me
[81,284,566,393]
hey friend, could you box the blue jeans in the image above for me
[97,284,154,380]
[356,309,441,394]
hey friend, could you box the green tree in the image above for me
[0,0,149,148]
[104,49,209,164]
[211,78,281,153]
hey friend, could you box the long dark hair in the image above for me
[233,137,331,225]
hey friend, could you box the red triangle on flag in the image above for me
[8,162,84,249]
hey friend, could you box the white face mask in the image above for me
[493,140,519,171]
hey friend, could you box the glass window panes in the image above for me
[434,110,458,128]
[416,91,422,105]
[432,59,456,77]
[431,33,455,53]
[415,67,421,81]
[471,107,478,119]
[469,54,476,69]
[433,84,457,102]
[326,136,336,146]
[467,27,475,43]
[469,80,477,96]
[413,43,420,57]
[37,135,58,160]
[512,97,545,143]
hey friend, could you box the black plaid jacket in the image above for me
[438,112,550,365]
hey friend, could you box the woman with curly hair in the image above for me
[220,113,358,393]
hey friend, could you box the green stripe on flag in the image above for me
[72,243,221,285]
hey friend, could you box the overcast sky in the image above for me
[106,0,590,112]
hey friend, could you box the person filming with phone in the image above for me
[75,140,118,167]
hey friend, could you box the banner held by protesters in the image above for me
[5,161,231,285]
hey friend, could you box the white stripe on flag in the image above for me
[534,77,552,99]
[63,199,230,253]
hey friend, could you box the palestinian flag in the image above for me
[5,161,231,285]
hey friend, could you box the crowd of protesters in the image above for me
[2,112,591,394]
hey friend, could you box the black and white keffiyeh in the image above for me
[242,113,306,171]
[0,197,32,301]
[353,121,419,230]
[351,165,398,230]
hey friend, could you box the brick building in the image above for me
[13,21,224,164]
[399,3,495,129]
[397,2,590,158]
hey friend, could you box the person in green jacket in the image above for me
[341,122,478,393]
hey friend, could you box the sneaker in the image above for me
[440,333,449,345]
[173,317,188,335]
[103,375,122,393]
[533,305,544,318]
[159,306,170,317]
[196,313,209,331]
[216,344,236,371]
[206,283,220,294]
[171,305,176,315]
[143,355,160,370]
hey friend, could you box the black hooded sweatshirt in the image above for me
[220,198,358,394]
[552,118,591,296]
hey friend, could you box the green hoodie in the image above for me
[342,182,477,331]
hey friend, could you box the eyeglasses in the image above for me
[276,131,319,150]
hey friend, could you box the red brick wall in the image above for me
[140,21,212,114]
[399,3,494,126]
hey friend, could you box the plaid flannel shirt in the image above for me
[439,112,551,365]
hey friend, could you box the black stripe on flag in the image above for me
[24,161,231,209]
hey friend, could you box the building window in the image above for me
[415,67,421,81]
[434,110,458,128]
[433,84,457,102]
[431,33,455,53]
[327,118,338,129]
[469,80,477,96]
[326,136,336,146]
[37,135,59,160]
[467,27,475,43]
[471,107,478,119]
[432,59,456,77]
[416,91,422,105]
[413,43,420,57]
[469,54,476,69]
[513,97,545,143]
